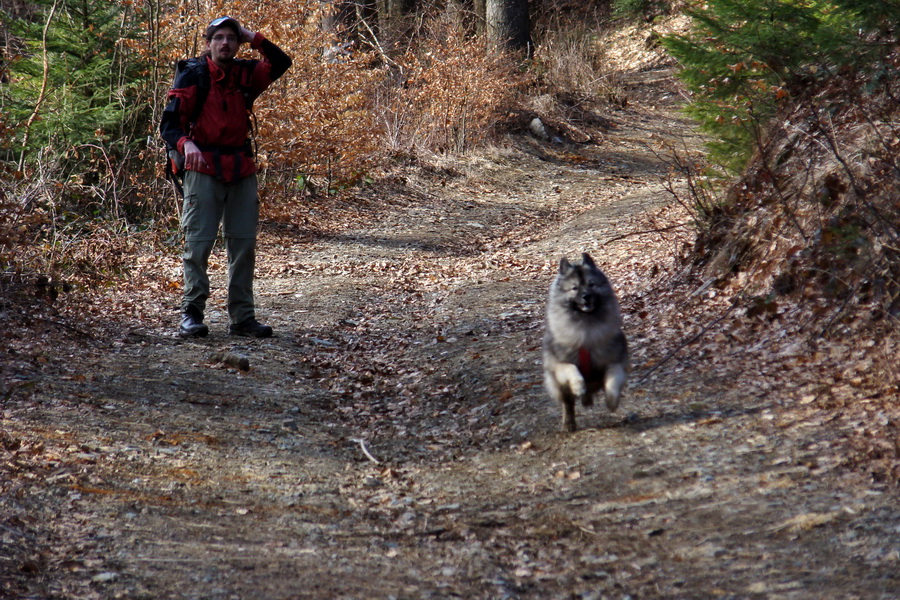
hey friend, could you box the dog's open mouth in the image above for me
[577,295,597,312]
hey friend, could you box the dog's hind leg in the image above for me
[603,363,627,412]
[581,390,594,407]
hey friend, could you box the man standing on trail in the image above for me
[161,16,291,338]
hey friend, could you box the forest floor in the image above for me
[3,55,900,599]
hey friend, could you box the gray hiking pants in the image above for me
[181,171,259,325]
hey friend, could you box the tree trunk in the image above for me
[321,1,355,62]
[380,0,417,20]
[321,1,380,59]
[473,0,486,35]
[485,0,531,56]
[322,1,354,37]
[377,0,417,43]
[358,0,378,41]
[447,0,479,35]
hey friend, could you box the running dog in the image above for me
[543,253,629,432]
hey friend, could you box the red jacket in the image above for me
[160,34,291,183]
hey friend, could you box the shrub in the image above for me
[382,12,523,155]
[663,0,900,173]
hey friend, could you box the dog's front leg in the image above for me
[548,363,584,432]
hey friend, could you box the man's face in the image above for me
[207,26,240,66]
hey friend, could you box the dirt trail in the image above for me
[4,67,900,599]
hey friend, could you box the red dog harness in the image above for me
[577,347,592,378]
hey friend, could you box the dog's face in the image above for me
[554,253,613,315]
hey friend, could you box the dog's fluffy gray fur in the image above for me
[543,253,629,432]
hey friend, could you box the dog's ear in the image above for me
[581,253,596,268]
[559,257,572,273]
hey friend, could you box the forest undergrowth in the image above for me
[1,4,899,598]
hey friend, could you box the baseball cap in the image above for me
[205,16,241,39]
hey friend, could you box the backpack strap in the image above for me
[232,59,259,159]
[234,58,256,108]
[174,58,212,128]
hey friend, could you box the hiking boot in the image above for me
[179,307,209,338]
[229,317,273,338]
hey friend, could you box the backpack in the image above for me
[163,57,257,196]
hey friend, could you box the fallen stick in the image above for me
[350,438,380,464]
